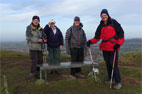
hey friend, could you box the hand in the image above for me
[113,44,120,51]
[87,40,91,47]
[44,39,47,42]
[48,22,51,25]
[60,45,63,50]
[39,39,43,43]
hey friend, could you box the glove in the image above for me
[87,40,91,47]
[113,44,120,51]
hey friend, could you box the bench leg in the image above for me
[40,69,42,80]
[45,70,47,80]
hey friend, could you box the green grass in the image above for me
[0,76,5,94]
[119,51,142,67]
[0,50,29,58]
[0,50,71,62]
[0,51,142,94]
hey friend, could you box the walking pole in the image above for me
[110,51,116,89]
[42,39,48,80]
[40,37,47,80]
[88,48,99,81]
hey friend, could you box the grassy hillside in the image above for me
[0,50,71,62]
[0,51,142,94]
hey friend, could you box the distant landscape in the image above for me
[0,38,141,62]
[0,38,141,52]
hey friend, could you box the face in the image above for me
[50,22,55,28]
[32,19,39,26]
[74,20,80,26]
[101,14,108,22]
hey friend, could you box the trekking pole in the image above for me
[40,39,48,80]
[42,40,46,63]
[89,48,95,68]
[110,51,116,89]
[88,48,99,81]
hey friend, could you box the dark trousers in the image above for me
[103,51,121,84]
[29,50,43,74]
[70,48,84,75]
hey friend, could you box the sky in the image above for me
[0,0,141,41]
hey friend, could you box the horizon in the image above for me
[0,38,141,43]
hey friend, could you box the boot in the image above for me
[113,83,122,89]
[29,73,35,82]
[75,73,85,78]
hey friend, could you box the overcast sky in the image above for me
[0,0,141,41]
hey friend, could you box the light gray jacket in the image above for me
[26,24,45,51]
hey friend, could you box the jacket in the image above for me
[44,25,63,48]
[90,17,125,51]
[65,23,87,54]
[26,23,46,51]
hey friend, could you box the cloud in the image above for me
[0,3,15,15]
[0,0,141,25]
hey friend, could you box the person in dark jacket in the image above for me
[87,9,125,89]
[44,19,63,74]
[26,15,47,81]
[65,16,87,78]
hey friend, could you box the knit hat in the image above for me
[74,16,80,21]
[100,9,109,17]
[32,15,40,21]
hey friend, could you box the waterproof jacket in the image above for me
[44,25,63,48]
[26,23,45,51]
[90,17,125,51]
[65,24,87,54]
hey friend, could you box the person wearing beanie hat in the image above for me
[87,9,125,89]
[65,16,87,78]
[100,9,110,17]
[32,15,40,21]
[26,15,47,81]
[74,16,80,21]
[44,19,63,74]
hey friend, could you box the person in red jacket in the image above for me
[87,9,125,89]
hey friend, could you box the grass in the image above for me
[0,50,142,94]
[119,51,142,67]
[0,50,29,58]
[0,76,5,94]
[0,50,71,62]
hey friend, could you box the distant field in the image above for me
[0,38,141,53]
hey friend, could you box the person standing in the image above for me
[44,19,63,74]
[65,16,87,78]
[87,9,125,89]
[26,15,47,81]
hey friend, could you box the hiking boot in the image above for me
[75,73,85,78]
[29,73,36,82]
[104,80,115,84]
[113,83,122,89]
[69,75,76,80]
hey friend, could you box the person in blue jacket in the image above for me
[44,19,64,74]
